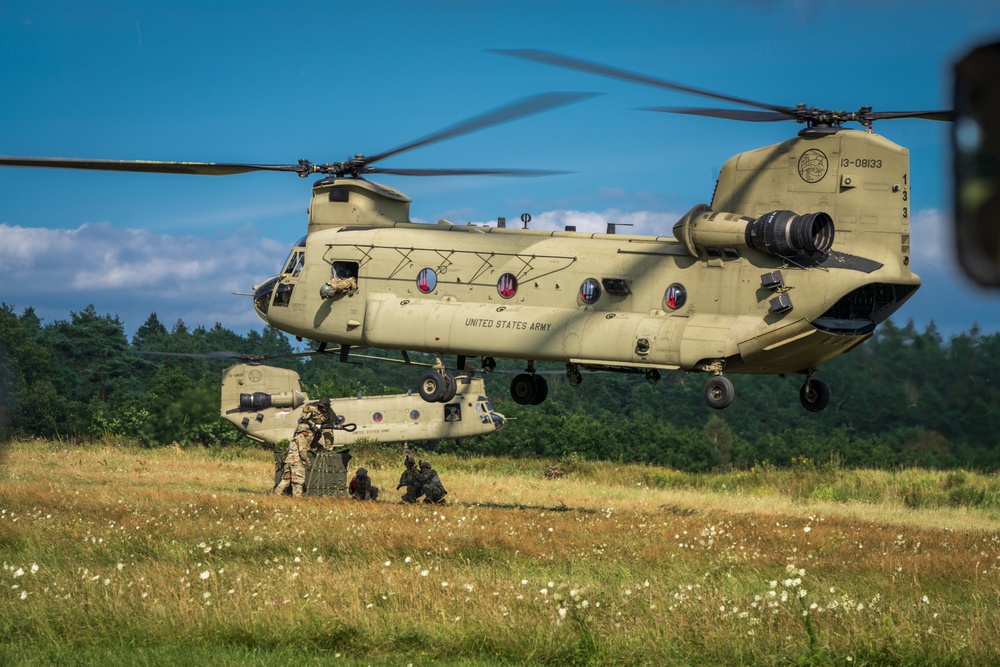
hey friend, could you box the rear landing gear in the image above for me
[704,376,736,410]
[510,373,548,405]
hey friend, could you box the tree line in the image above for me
[1,302,998,471]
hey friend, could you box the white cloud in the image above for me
[471,208,685,237]
[908,207,955,270]
[0,222,288,333]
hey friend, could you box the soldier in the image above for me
[397,447,422,503]
[416,460,447,504]
[349,467,379,500]
[272,397,338,497]
[299,397,338,450]
[271,423,311,497]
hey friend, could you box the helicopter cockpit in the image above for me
[475,397,506,430]
[253,236,307,317]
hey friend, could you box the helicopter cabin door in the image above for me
[315,257,365,341]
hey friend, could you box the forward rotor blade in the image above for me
[0,156,306,176]
[644,106,791,122]
[362,91,600,166]
[492,49,791,114]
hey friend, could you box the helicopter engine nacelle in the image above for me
[236,391,305,412]
[672,204,834,261]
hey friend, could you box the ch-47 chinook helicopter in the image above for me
[220,361,505,447]
[129,349,507,446]
[0,52,952,412]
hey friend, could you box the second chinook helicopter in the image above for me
[221,362,506,447]
[0,53,951,412]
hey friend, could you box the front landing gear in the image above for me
[418,356,457,403]
[799,377,830,412]
[704,376,736,410]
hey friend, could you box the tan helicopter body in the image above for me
[252,127,917,410]
[221,363,505,446]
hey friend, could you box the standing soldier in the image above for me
[299,397,338,450]
[272,422,312,497]
[271,397,336,496]
[416,460,448,504]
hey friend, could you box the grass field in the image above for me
[2,440,1000,666]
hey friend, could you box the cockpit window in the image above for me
[282,250,305,277]
[475,399,493,424]
[273,282,295,308]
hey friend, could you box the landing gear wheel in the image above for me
[418,371,445,402]
[529,375,548,405]
[438,373,457,403]
[799,379,830,412]
[704,376,736,410]
[510,373,537,405]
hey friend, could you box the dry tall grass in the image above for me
[2,440,999,665]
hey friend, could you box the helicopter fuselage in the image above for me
[253,128,919,409]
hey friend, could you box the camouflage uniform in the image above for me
[272,425,311,497]
[397,449,422,503]
[299,399,338,450]
[271,398,336,496]
[416,461,447,504]
[349,467,379,500]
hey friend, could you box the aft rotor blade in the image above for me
[492,49,791,115]
[131,350,246,360]
[367,167,571,177]
[644,106,792,122]
[0,156,306,176]
[362,91,600,166]
[867,110,955,122]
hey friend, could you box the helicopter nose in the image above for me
[253,276,280,320]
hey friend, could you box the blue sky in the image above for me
[2,0,1000,339]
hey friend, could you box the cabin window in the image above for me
[409,409,421,421]
[579,278,601,305]
[332,261,359,281]
[417,268,437,294]
[497,273,518,299]
[372,412,383,423]
[322,260,360,296]
[444,404,461,422]
[664,283,687,310]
